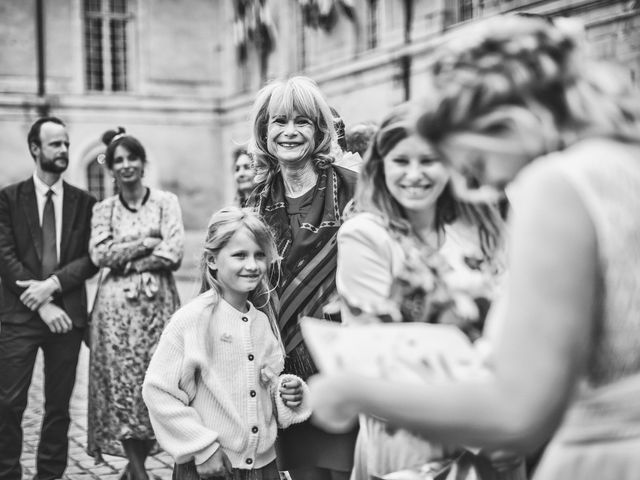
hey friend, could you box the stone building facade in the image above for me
[1,0,638,230]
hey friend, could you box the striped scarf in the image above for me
[250,164,357,379]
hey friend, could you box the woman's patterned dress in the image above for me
[87,189,184,460]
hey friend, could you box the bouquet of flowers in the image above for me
[384,231,500,342]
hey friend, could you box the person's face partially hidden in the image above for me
[234,154,256,194]
[439,134,531,204]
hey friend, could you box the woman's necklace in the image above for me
[119,187,150,212]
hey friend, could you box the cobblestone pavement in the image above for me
[20,346,175,480]
[20,277,200,480]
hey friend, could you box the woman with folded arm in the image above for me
[87,128,184,480]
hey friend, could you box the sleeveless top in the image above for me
[524,138,640,479]
[538,138,640,387]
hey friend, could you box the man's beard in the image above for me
[40,155,68,174]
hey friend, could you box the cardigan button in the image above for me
[248,354,254,361]
[246,458,253,465]
[242,316,249,322]
[250,390,256,397]
[252,426,258,433]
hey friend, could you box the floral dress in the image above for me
[87,188,184,460]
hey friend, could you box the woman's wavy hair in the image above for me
[199,206,283,355]
[248,76,337,186]
[102,127,147,169]
[418,14,640,160]
[355,102,504,260]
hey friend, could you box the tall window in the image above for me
[84,0,130,91]
[459,0,473,22]
[366,0,379,50]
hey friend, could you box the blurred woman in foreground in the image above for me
[309,14,640,479]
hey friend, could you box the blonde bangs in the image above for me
[267,79,323,124]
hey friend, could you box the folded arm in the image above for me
[89,200,159,270]
[146,192,185,271]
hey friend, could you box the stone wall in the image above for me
[1,0,638,237]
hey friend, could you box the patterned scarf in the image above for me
[250,164,357,379]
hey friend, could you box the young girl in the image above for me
[142,206,311,480]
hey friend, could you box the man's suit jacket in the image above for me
[0,177,98,327]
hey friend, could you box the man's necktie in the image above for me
[41,189,57,278]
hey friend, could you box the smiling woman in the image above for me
[246,76,359,480]
[87,127,185,480]
[334,102,513,480]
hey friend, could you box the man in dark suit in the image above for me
[0,117,98,480]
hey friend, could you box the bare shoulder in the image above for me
[512,153,595,232]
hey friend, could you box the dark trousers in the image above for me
[0,319,83,480]
[173,459,280,480]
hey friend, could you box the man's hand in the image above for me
[196,448,233,479]
[17,278,59,311]
[38,302,73,334]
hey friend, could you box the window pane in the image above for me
[85,17,104,91]
[110,0,127,14]
[367,0,379,50]
[84,0,102,14]
[460,0,473,21]
[87,158,106,201]
[110,19,128,91]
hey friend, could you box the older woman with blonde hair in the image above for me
[247,76,358,480]
[309,14,640,480]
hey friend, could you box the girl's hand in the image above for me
[280,377,303,408]
[308,373,359,433]
[195,448,233,478]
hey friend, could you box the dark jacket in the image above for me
[0,177,98,327]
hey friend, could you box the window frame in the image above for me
[83,0,134,92]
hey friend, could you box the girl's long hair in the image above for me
[199,206,284,356]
